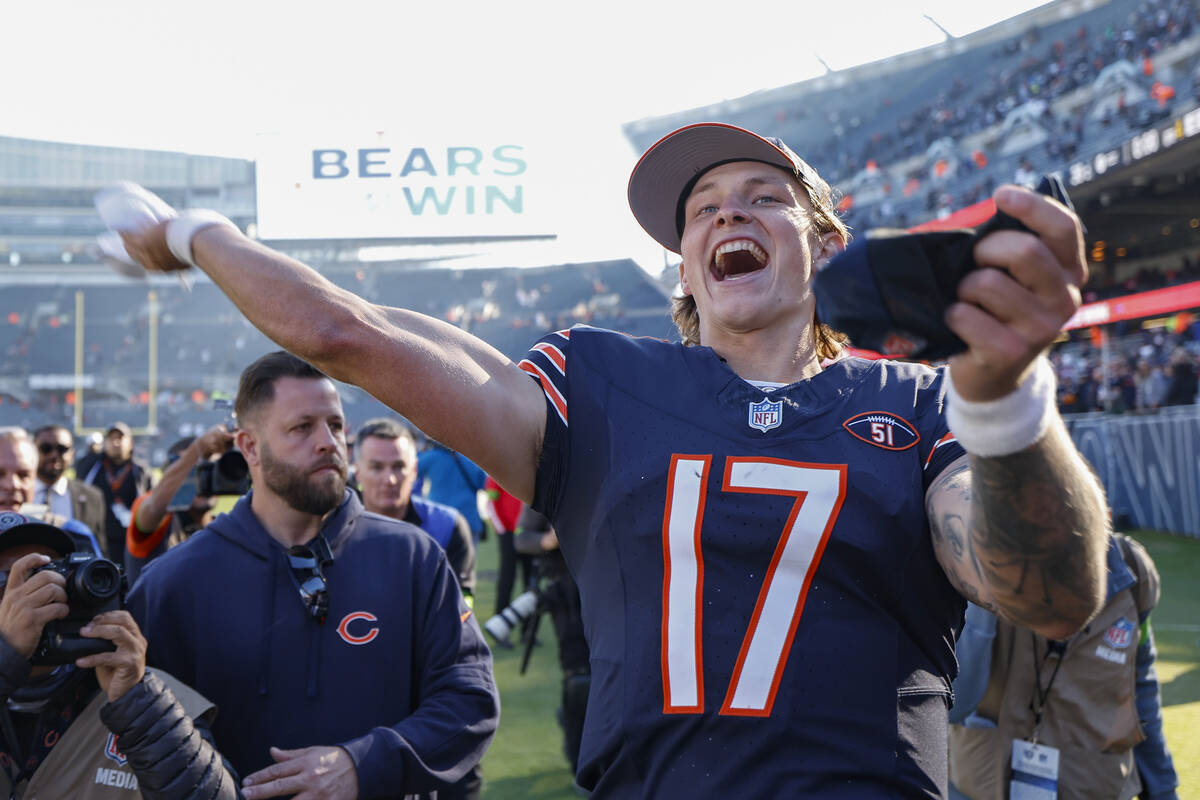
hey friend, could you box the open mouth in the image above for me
[711,239,768,281]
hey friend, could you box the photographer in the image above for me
[125,425,236,584]
[509,506,589,775]
[0,513,240,799]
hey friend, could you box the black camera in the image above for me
[197,450,251,496]
[30,552,126,665]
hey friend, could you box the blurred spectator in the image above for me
[417,442,488,544]
[0,429,39,516]
[1164,347,1198,406]
[124,425,235,585]
[74,432,104,477]
[353,417,481,800]
[1134,359,1170,410]
[79,422,151,562]
[485,475,533,646]
[0,427,100,555]
[354,418,476,602]
[32,424,106,550]
[511,506,590,776]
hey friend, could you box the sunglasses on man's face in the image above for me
[37,443,70,456]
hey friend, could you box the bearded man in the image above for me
[128,351,498,800]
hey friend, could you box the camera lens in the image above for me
[74,559,121,603]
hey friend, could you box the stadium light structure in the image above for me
[922,14,955,40]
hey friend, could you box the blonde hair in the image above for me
[671,164,851,360]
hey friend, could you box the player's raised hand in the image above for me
[120,220,190,274]
[95,182,235,278]
[945,184,1087,401]
[93,182,180,276]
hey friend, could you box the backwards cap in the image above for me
[627,122,822,254]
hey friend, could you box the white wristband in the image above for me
[945,357,1057,457]
[166,209,237,268]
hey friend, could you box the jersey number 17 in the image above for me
[661,455,847,717]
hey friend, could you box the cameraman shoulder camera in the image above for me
[0,513,239,799]
[126,424,242,584]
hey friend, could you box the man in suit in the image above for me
[32,424,107,552]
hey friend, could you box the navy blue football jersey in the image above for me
[521,326,967,799]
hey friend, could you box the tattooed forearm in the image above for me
[928,461,1000,615]
[966,418,1108,637]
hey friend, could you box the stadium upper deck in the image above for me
[624,0,1200,257]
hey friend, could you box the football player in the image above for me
[106,123,1109,798]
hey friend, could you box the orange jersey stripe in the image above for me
[518,360,568,425]
[924,432,959,470]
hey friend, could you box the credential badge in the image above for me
[748,397,783,433]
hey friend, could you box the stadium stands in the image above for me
[0,258,674,459]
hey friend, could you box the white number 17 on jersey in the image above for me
[661,456,847,717]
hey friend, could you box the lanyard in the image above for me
[1030,634,1069,742]
[104,459,133,495]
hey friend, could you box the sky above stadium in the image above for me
[1,0,1052,270]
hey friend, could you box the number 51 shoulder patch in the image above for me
[842,412,920,451]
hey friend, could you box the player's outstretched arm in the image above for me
[926,185,1109,640]
[124,221,545,503]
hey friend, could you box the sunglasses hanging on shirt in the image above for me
[287,535,334,624]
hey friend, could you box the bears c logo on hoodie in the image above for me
[337,611,380,645]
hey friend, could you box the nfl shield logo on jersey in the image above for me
[748,398,783,432]
[1104,617,1135,649]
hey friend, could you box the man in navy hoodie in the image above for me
[129,352,499,800]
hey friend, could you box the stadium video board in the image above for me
[254,130,558,241]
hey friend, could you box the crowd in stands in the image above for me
[825,0,1200,232]
[0,259,674,460]
[1053,321,1200,412]
[620,0,1200,236]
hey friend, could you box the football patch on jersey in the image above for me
[842,412,920,451]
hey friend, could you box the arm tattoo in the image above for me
[965,419,1108,633]
[928,462,1000,615]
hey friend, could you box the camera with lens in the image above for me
[167,400,252,512]
[30,552,126,665]
[484,588,540,644]
[196,450,250,496]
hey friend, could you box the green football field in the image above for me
[472,529,1200,799]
